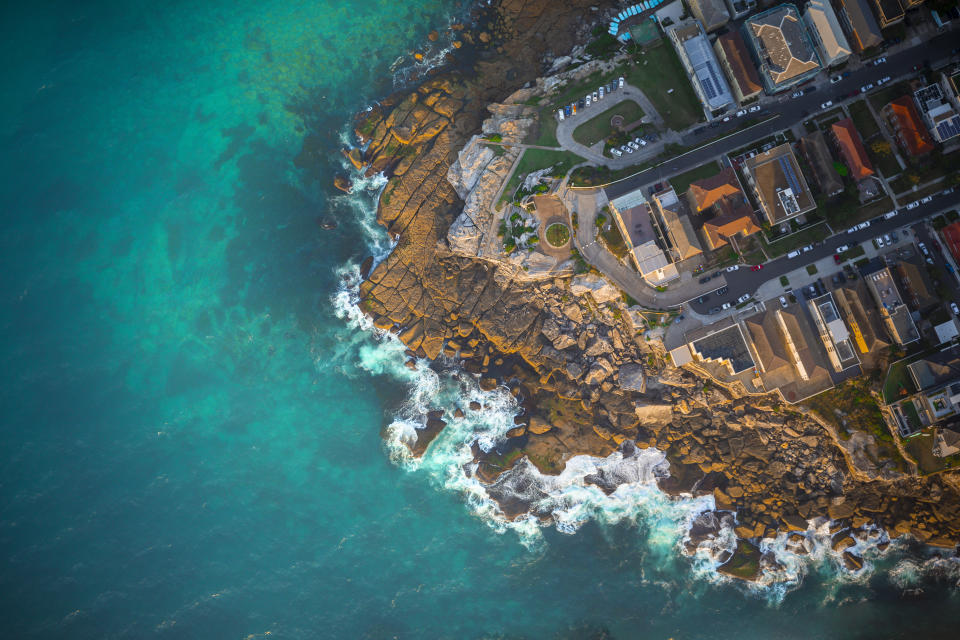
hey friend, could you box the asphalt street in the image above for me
[603,30,960,201]
[688,189,960,313]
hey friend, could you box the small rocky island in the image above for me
[343,0,960,579]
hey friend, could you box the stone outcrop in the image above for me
[336,0,960,567]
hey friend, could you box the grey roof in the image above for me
[691,324,756,373]
[908,346,960,391]
[682,29,734,109]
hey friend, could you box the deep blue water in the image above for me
[3,1,960,638]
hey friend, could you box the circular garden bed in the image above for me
[544,223,571,248]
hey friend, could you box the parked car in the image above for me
[942,187,955,196]
[748,105,761,113]
[726,265,739,272]
[716,286,728,295]
[861,83,874,92]
[952,302,960,316]
[585,94,591,107]
[721,302,732,310]
[709,306,721,315]
[572,103,577,115]
[791,91,803,99]
[883,210,897,219]
[883,233,892,245]
[611,147,622,157]
[857,221,871,230]
[577,98,585,109]
[634,137,647,147]
[592,91,599,103]
[628,141,640,150]
[618,76,625,88]
[750,264,763,271]
[737,294,751,304]
[736,109,747,117]
[820,100,834,110]
[722,115,732,122]
[835,244,850,253]
[830,75,842,84]
[598,86,604,99]
[921,195,933,204]
[698,276,711,284]
[873,56,887,66]
[623,145,634,154]
[877,76,891,85]
[779,296,788,308]
[787,249,801,258]
[698,295,710,304]
[876,236,885,248]
[801,244,814,253]
[834,253,842,264]
[558,108,565,121]
[906,200,920,210]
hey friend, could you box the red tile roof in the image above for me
[831,118,874,180]
[687,167,743,211]
[885,96,935,156]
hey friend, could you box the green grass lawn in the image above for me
[626,42,704,131]
[600,224,629,259]
[498,149,586,207]
[884,356,920,403]
[901,429,960,475]
[668,160,721,195]
[529,109,561,147]
[572,100,645,146]
[545,223,571,247]
[846,100,880,140]
[868,80,912,112]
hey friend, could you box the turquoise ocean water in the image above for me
[2,1,960,637]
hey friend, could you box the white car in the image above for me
[835,244,849,253]
[585,94,591,107]
[846,226,858,234]
[611,147,623,157]
[623,145,634,154]
[873,57,887,66]
[787,249,801,258]
[883,233,892,245]
[906,200,920,210]
[877,76,891,85]
[726,265,740,272]
[634,137,647,147]
[791,91,803,99]
[876,236,885,248]
[861,83,874,92]
[721,302,732,310]
[952,302,960,316]
[821,100,833,109]
[737,294,751,304]
[883,210,898,219]
[723,116,732,122]
[618,76,625,89]
[598,86,604,99]
[801,244,813,253]
[592,91,599,103]
[736,109,747,117]
[749,105,761,113]
[628,141,640,150]
[779,296,788,309]
[858,221,871,230]
[921,195,933,204]
[558,109,565,121]
[830,75,842,84]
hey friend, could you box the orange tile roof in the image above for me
[688,167,743,211]
[886,96,935,156]
[831,118,874,180]
[702,204,762,250]
[716,32,763,97]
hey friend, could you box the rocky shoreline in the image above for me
[337,0,960,580]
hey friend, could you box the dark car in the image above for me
[716,286,728,295]
[577,98,585,109]
[564,105,572,117]
[804,86,817,93]
[698,276,710,284]
[708,306,721,315]
[698,295,710,304]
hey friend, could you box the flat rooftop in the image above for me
[691,323,756,374]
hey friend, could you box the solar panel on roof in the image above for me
[779,157,803,195]
[937,116,960,140]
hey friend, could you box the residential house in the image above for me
[831,118,874,181]
[913,83,960,144]
[669,21,734,113]
[685,166,762,250]
[833,281,891,359]
[607,189,680,286]
[799,130,844,197]
[862,258,920,345]
[803,0,852,67]
[872,0,905,28]
[906,346,960,427]
[835,0,882,53]
[883,96,936,156]
[896,259,938,312]
[651,187,704,261]
[742,143,816,225]
[714,31,764,105]
[808,292,859,372]
[687,0,731,32]
[745,4,822,93]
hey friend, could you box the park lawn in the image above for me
[626,42,703,131]
[668,160,721,195]
[545,223,571,247]
[529,109,561,147]
[499,149,586,206]
[573,100,645,146]
[901,429,960,475]
[846,100,880,139]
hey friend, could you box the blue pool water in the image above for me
[2,1,960,638]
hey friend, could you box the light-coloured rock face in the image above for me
[447,137,496,199]
[619,364,646,393]
[570,273,621,304]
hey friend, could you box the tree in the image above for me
[870,140,891,156]
[907,172,920,185]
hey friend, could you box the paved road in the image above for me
[687,190,960,314]
[600,30,960,200]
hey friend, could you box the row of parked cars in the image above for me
[610,132,659,157]
[557,77,625,120]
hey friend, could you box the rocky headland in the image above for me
[339,0,960,579]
